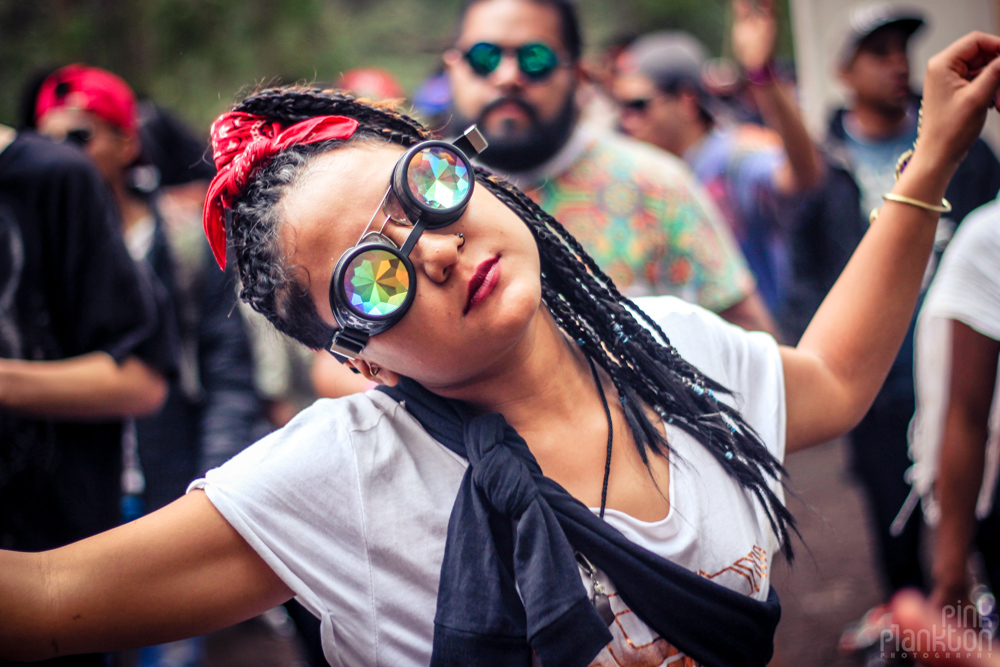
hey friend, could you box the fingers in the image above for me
[965,50,1000,108]
[963,47,1000,74]
[935,31,1000,68]
[922,32,1000,155]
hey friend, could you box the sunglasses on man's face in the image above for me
[327,126,488,361]
[463,42,561,81]
[618,98,653,113]
[63,126,95,146]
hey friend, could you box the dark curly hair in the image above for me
[224,86,797,558]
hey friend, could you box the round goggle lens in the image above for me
[519,43,558,79]
[466,43,502,76]
[406,146,472,211]
[343,248,411,317]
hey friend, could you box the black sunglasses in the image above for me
[327,126,488,360]
[463,42,561,81]
[64,127,95,146]
[618,98,653,113]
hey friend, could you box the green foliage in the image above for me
[589,0,795,59]
[0,0,793,135]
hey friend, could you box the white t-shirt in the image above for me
[189,296,786,667]
[910,200,1000,524]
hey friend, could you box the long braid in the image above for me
[224,86,797,559]
[484,174,797,558]
[227,87,429,348]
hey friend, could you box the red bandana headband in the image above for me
[204,111,359,269]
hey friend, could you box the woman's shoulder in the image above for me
[630,294,718,323]
[200,393,394,479]
[201,389,466,490]
[276,391,396,440]
[630,295,783,403]
[629,295,757,356]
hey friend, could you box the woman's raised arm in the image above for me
[0,490,293,661]
[782,32,1000,452]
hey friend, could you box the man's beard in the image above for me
[447,93,577,174]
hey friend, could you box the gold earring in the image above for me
[368,363,380,377]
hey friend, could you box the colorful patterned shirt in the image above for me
[686,126,791,313]
[511,125,755,313]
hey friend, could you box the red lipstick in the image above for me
[465,257,500,315]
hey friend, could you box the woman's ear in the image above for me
[443,48,463,72]
[355,359,399,386]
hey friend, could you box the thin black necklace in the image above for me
[586,356,613,519]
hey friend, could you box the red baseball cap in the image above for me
[35,64,138,136]
[336,67,405,101]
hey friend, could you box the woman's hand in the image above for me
[783,32,1000,452]
[918,32,1000,173]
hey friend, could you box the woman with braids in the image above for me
[3,32,1000,667]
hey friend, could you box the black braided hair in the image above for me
[227,88,430,350]
[224,86,798,559]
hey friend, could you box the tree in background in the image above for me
[0,0,792,138]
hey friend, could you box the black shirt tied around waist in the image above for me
[379,379,781,667]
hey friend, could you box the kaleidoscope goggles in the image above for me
[327,126,488,360]
[463,42,561,81]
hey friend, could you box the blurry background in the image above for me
[0,0,795,131]
[5,2,1000,665]
[791,0,1000,151]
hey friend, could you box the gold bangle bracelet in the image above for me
[882,193,953,214]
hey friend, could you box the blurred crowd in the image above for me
[1,0,999,666]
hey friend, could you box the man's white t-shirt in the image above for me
[189,296,786,667]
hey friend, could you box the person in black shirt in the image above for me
[0,125,173,666]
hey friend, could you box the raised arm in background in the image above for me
[731,0,824,194]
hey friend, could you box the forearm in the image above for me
[0,352,167,419]
[789,153,951,445]
[932,320,999,604]
[0,493,293,661]
[748,79,824,192]
[784,32,1000,451]
[933,409,988,599]
[0,550,56,661]
[730,0,821,193]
